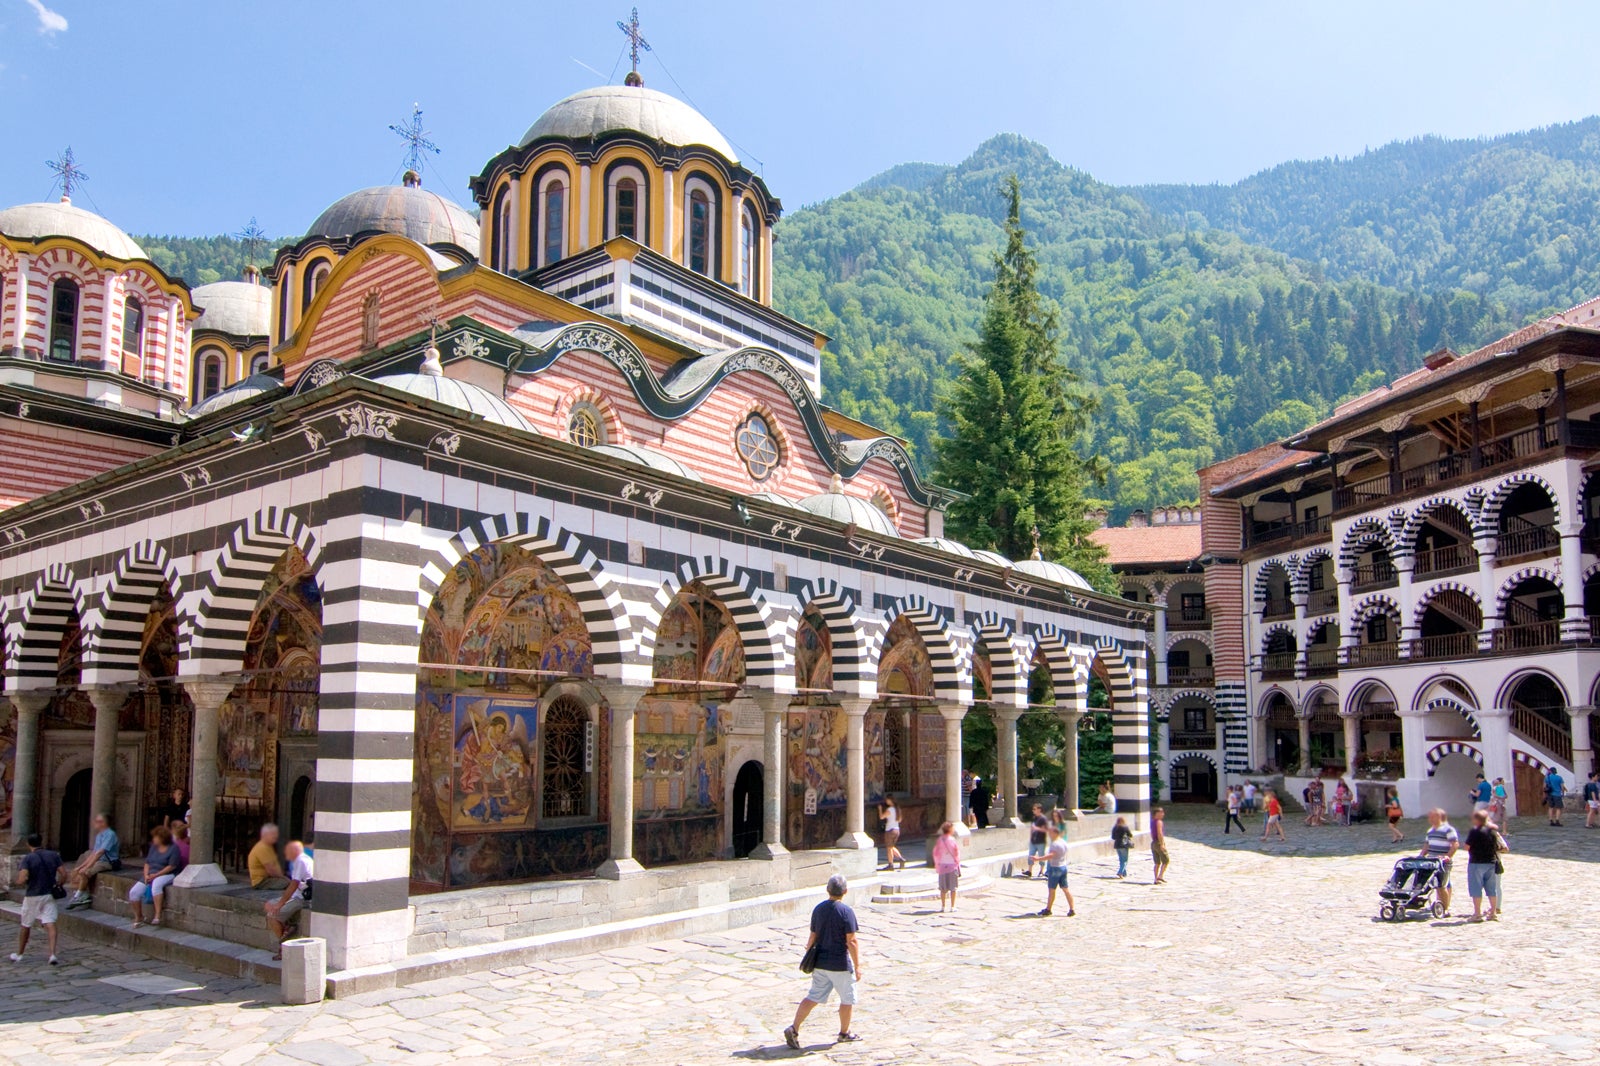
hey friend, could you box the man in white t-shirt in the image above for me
[265,840,313,958]
[1242,782,1258,815]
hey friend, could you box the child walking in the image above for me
[1385,788,1404,843]
[931,821,962,913]
[1260,790,1287,842]
[1110,816,1132,878]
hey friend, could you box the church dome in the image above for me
[192,280,271,337]
[0,198,146,260]
[797,489,899,538]
[186,373,285,419]
[373,349,531,430]
[306,180,480,257]
[1013,557,1093,591]
[592,443,704,482]
[520,85,739,164]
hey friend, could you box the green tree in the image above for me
[934,177,1114,590]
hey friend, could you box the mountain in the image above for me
[1135,118,1600,315]
[773,134,1507,514]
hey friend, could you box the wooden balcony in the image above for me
[1306,589,1338,617]
[1491,620,1560,653]
[1408,632,1479,661]
[1259,652,1297,679]
[1412,543,1477,578]
[1304,648,1339,677]
[1166,666,1214,685]
[1261,597,1294,621]
[1350,561,1397,591]
[1346,641,1401,666]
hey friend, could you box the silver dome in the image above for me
[0,199,146,260]
[592,443,703,481]
[520,86,739,163]
[915,537,976,558]
[306,185,480,257]
[374,355,531,431]
[187,373,284,419]
[192,280,271,338]
[797,491,899,537]
[1013,557,1093,591]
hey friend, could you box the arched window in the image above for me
[49,278,79,362]
[541,696,594,820]
[735,412,780,480]
[683,175,719,278]
[538,171,568,267]
[607,165,647,242]
[121,296,145,367]
[739,204,758,297]
[196,349,224,402]
[249,353,270,376]
[301,259,331,314]
[566,402,605,447]
[497,189,514,272]
[360,290,380,350]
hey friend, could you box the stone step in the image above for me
[870,873,994,904]
[1,897,282,986]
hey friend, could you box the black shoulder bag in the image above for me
[799,943,818,974]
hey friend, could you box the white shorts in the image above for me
[805,968,858,1006]
[1586,799,1600,810]
[20,895,58,927]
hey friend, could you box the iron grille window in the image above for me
[541,697,591,819]
[883,710,908,793]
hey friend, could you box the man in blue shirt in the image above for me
[1584,771,1600,829]
[784,875,862,1049]
[1544,768,1566,827]
[10,833,63,965]
[1470,774,1492,813]
[65,812,120,910]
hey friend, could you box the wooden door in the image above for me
[1514,762,1545,815]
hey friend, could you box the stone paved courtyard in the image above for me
[3,807,1596,1065]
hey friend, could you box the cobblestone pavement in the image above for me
[3,809,1597,1065]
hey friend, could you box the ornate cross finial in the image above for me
[234,217,268,264]
[388,103,440,176]
[1030,525,1043,561]
[46,147,88,201]
[617,7,651,86]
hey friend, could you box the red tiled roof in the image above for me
[1090,523,1203,566]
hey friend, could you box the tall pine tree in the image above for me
[935,176,1113,591]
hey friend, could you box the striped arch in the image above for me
[1151,697,1167,724]
[1348,592,1401,634]
[790,577,870,697]
[1260,621,1295,643]
[1339,517,1394,567]
[1422,696,1482,739]
[186,507,321,675]
[1583,559,1600,585]
[1165,629,1213,653]
[1424,742,1483,776]
[1512,749,1556,775]
[1496,668,1569,710]
[1297,547,1333,589]
[1306,615,1340,642]
[83,541,185,687]
[1483,472,1561,531]
[1164,689,1217,715]
[1400,495,1479,553]
[1252,558,1295,604]
[646,556,789,692]
[1496,565,1561,616]
[1094,637,1151,818]
[879,594,969,703]
[1256,686,1297,718]
[1028,623,1081,711]
[417,512,635,675]
[1412,581,1483,629]
[970,610,1026,709]
[9,564,84,689]
[1169,751,1219,772]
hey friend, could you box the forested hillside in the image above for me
[773,135,1510,514]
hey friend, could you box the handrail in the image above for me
[1245,513,1333,548]
[1261,596,1294,619]
[1305,648,1339,675]
[1409,631,1479,660]
[1306,589,1338,616]
[1511,701,1572,763]
[1413,542,1476,577]
[1351,560,1397,589]
[1346,641,1400,665]
[1166,666,1214,684]
[1259,652,1297,678]
[1496,522,1557,560]
[1491,620,1560,652]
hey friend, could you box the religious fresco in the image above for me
[635,697,722,816]
[136,589,191,802]
[46,617,93,728]
[795,608,832,692]
[411,544,605,888]
[783,705,848,848]
[972,644,993,703]
[878,616,933,697]
[917,709,946,800]
[651,585,745,693]
[221,548,322,804]
[0,710,14,835]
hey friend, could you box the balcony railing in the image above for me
[1166,665,1214,685]
[1346,641,1401,666]
[1412,543,1477,577]
[1261,596,1294,620]
[1350,561,1397,591]
[1245,513,1333,548]
[1306,589,1338,616]
[1491,620,1560,652]
[1408,631,1480,661]
[1168,732,1216,749]
[1511,703,1572,764]
[1333,422,1600,514]
[1496,522,1558,561]
[1305,647,1339,676]
[1169,608,1211,630]
[1259,652,1297,679]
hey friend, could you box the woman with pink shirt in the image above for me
[932,821,962,913]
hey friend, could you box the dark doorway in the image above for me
[60,768,93,860]
[289,776,315,843]
[732,761,763,858]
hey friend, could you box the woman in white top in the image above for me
[878,796,906,871]
[1097,782,1118,815]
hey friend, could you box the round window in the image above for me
[736,413,780,480]
[567,405,603,448]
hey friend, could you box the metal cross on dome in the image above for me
[388,103,441,175]
[234,217,268,263]
[617,7,651,81]
[46,147,88,200]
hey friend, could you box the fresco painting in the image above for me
[795,608,832,691]
[878,616,933,697]
[452,697,538,829]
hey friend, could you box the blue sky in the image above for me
[3,1,1598,237]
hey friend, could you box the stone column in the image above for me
[1396,706,1430,784]
[836,698,874,849]
[1297,714,1314,775]
[1396,555,1418,656]
[1152,595,1169,687]
[1156,714,1171,801]
[174,679,236,887]
[6,254,29,353]
[1477,706,1516,816]
[748,690,790,860]
[1475,535,1499,650]
[1336,573,1357,659]
[1058,708,1083,815]
[7,691,51,849]
[939,703,969,836]
[993,707,1024,828]
[99,270,118,370]
[85,686,130,833]
[1342,712,1362,780]
[1570,707,1594,786]
[596,682,649,878]
[1559,523,1587,641]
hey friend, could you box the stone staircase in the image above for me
[869,867,995,905]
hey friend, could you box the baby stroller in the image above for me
[1378,856,1448,921]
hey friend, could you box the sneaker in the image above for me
[48,956,58,966]
[1038,908,1052,917]
[7,953,21,962]
[783,1026,801,1051]
[67,896,90,910]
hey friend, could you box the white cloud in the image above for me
[24,0,68,34]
